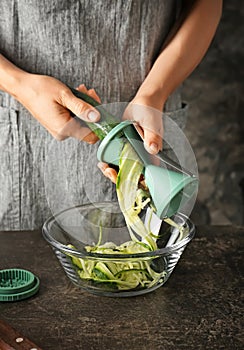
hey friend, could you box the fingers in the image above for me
[123,103,164,155]
[97,162,117,184]
[60,86,100,123]
[76,84,102,104]
[55,84,101,143]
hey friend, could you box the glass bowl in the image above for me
[42,202,195,297]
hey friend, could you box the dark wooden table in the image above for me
[0,226,243,350]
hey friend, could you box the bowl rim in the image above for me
[42,202,195,259]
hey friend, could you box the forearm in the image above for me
[137,0,223,109]
[0,54,27,99]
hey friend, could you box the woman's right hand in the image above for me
[16,73,101,143]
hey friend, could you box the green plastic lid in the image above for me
[0,269,40,302]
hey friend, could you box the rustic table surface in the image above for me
[0,226,243,350]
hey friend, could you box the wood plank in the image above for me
[0,319,42,350]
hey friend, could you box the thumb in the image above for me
[143,128,163,155]
[62,89,100,122]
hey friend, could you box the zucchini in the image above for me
[65,93,187,291]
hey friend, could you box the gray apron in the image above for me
[0,0,187,230]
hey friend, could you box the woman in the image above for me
[0,0,222,230]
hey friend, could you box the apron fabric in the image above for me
[0,0,187,230]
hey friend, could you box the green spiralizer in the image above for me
[71,88,199,219]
